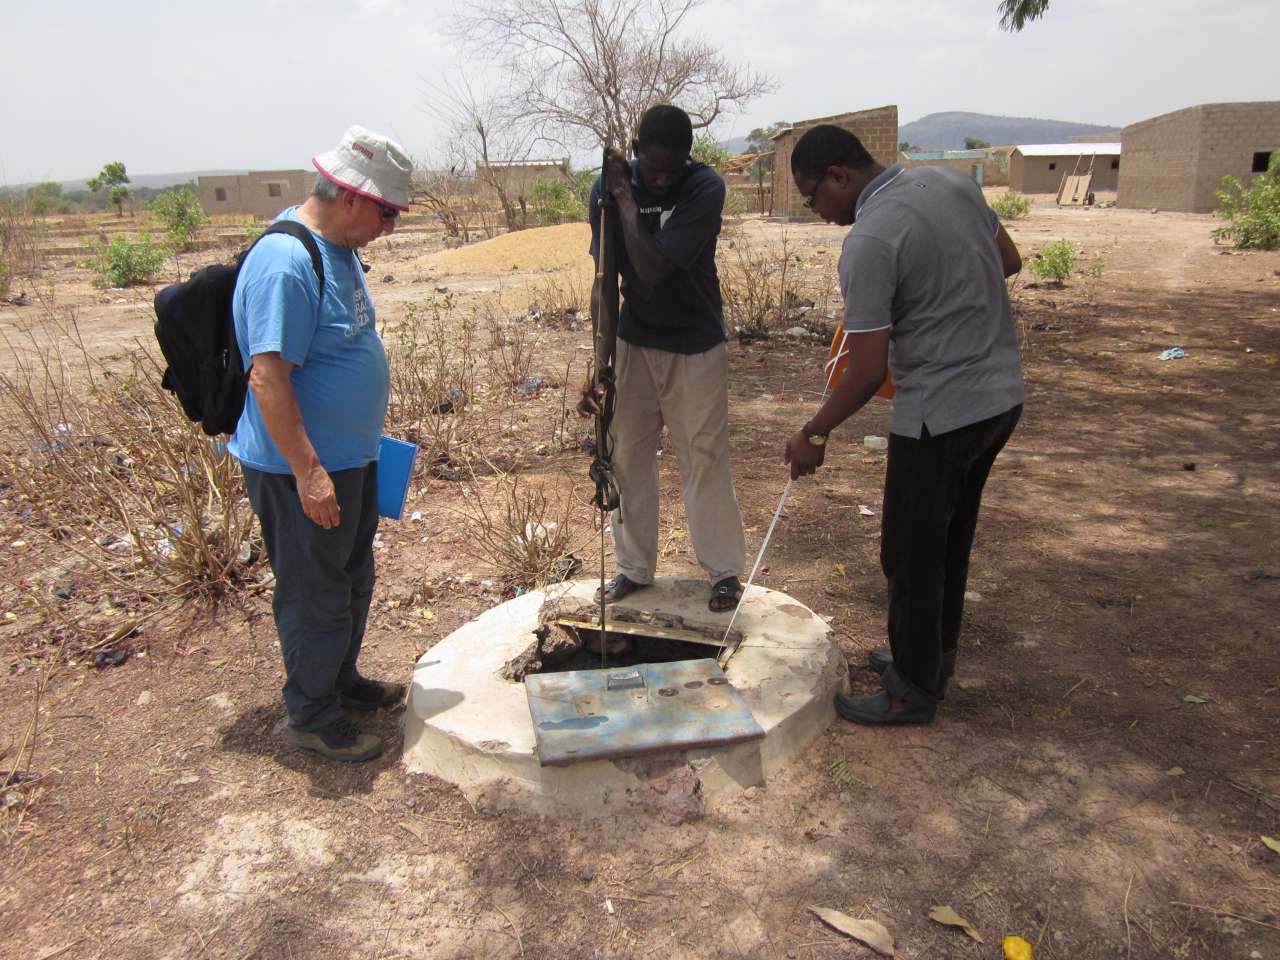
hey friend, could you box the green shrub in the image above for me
[990,190,1032,220]
[150,185,210,251]
[86,231,168,287]
[1214,154,1280,250]
[692,133,729,169]
[1029,239,1076,284]
[530,179,586,226]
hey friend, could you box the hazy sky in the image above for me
[1,0,1276,185]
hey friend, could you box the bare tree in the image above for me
[448,0,775,151]
[411,161,473,243]
[427,79,535,234]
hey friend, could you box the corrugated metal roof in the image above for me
[1014,143,1121,157]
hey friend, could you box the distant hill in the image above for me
[898,112,1120,150]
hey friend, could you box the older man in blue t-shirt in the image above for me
[230,125,410,763]
[579,104,746,614]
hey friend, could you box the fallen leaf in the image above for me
[1262,835,1280,855]
[808,906,895,957]
[835,563,846,577]
[1166,766,1185,777]
[929,905,984,943]
[1003,935,1034,960]
[400,820,430,843]
[1182,694,1211,704]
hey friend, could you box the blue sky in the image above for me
[1,0,1276,184]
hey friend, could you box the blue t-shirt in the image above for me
[228,207,389,474]
[589,160,726,355]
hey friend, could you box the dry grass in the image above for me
[0,306,261,635]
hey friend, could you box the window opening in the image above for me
[1253,152,1273,174]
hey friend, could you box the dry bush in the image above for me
[1,673,47,845]
[0,197,46,299]
[484,309,540,391]
[0,311,260,626]
[526,271,589,325]
[384,297,484,475]
[719,231,826,338]
[457,470,585,592]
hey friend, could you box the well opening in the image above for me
[500,613,741,683]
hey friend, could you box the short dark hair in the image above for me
[637,104,694,154]
[790,124,874,181]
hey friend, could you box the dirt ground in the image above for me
[2,194,1279,960]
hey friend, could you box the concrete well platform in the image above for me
[402,577,847,816]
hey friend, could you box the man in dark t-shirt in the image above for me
[579,104,746,612]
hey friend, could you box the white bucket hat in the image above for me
[312,125,412,212]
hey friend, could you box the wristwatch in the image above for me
[802,425,828,447]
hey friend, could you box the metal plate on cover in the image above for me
[524,658,764,767]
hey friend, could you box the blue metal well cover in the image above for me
[524,658,764,767]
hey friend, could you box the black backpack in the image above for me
[153,221,324,436]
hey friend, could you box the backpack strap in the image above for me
[255,220,325,301]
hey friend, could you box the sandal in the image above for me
[595,574,649,603]
[708,576,744,612]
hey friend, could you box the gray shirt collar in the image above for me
[855,163,906,221]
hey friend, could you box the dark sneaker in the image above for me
[340,677,405,712]
[287,717,383,762]
[835,690,936,726]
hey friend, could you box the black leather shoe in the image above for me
[866,649,957,683]
[835,690,936,726]
[867,649,893,674]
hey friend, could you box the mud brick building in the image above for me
[198,170,314,219]
[771,105,898,220]
[1118,101,1280,213]
[1008,143,1121,194]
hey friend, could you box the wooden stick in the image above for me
[1170,901,1280,931]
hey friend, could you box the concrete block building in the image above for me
[198,170,314,218]
[1118,101,1280,213]
[1008,143,1121,194]
[476,159,571,206]
[771,105,898,220]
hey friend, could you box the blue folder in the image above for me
[376,435,418,520]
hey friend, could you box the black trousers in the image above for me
[879,405,1022,707]
[243,464,379,731]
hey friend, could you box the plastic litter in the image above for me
[1158,347,1186,361]
[863,435,888,450]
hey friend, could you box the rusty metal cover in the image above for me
[524,658,764,767]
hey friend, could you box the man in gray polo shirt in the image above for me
[783,124,1024,726]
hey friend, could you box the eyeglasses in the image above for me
[369,196,400,221]
[802,170,829,210]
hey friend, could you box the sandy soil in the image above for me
[1,198,1279,960]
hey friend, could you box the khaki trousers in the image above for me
[609,340,745,584]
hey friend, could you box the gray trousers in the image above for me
[243,464,379,731]
[609,340,745,584]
